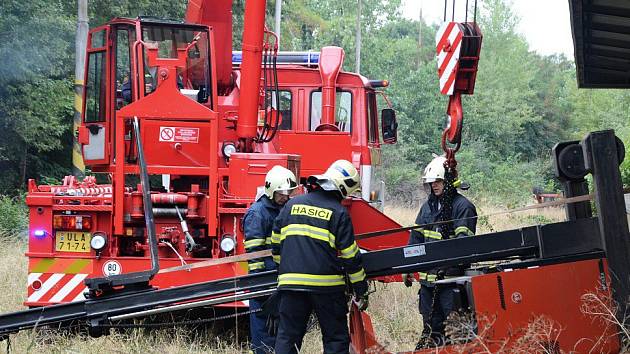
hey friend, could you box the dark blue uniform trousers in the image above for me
[249,296,276,354]
[275,290,350,354]
[419,284,456,345]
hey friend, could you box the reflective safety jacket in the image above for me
[271,189,367,294]
[408,192,477,285]
[243,195,281,273]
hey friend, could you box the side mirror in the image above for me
[381,108,398,144]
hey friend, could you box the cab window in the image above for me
[115,26,135,108]
[310,91,352,132]
[367,91,379,143]
[269,90,292,130]
[91,29,106,48]
[85,51,106,123]
[141,24,212,106]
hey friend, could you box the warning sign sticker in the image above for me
[159,127,200,143]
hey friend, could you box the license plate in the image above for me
[55,231,91,253]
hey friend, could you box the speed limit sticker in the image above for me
[103,260,122,276]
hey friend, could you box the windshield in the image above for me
[310,90,352,132]
[141,24,212,104]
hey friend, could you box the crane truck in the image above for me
[0,1,628,353]
[23,0,404,308]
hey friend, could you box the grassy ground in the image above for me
[0,204,588,353]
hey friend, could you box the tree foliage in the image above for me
[0,0,628,201]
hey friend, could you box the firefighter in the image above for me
[121,74,132,103]
[403,156,477,348]
[272,160,368,354]
[243,165,298,354]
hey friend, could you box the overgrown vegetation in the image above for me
[0,196,27,237]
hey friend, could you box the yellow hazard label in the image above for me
[290,204,333,221]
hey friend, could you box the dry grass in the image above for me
[0,202,619,353]
[360,283,421,352]
[0,236,27,314]
[3,329,250,353]
[385,200,567,234]
[0,237,254,353]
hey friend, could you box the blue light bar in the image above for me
[232,51,242,64]
[232,51,320,66]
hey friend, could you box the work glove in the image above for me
[351,280,369,311]
[352,280,368,298]
[265,311,280,336]
[352,293,369,311]
[402,273,415,287]
[261,292,280,336]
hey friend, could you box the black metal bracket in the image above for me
[553,140,592,220]
[364,216,603,277]
[553,130,629,326]
[85,117,160,295]
[581,130,629,324]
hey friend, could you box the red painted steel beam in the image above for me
[185,0,233,89]
[237,0,267,141]
[319,46,345,129]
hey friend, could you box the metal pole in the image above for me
[418,0,423,69]
[444,0,447,22]
[582,130,630,327]
[355,0,362,74]
[275,0,282,48]
[73,0,88,177]
[237,0,268,142]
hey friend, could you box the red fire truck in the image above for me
[24,0,404,307]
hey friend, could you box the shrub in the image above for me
[0,195,28,237]
[620,144,630,188]
[384,165,422,206]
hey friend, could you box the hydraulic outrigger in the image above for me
[1,130,628,353]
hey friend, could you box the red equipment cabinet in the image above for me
[227,153,300,199]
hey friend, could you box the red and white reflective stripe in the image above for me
[28,273,64,303]
[27,272,42,287]
[50,274,88,302]
[27,273,89,303]
[72,288,88,302]
[436,22,463,95]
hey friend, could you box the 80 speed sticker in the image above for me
[103,260,122,276]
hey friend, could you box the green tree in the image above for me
[0,0,75,194]
[0,0,190,194]
[1,0,626,204]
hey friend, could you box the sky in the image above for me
[401,0,575,58]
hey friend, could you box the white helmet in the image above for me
[422,156,446,184]
[264,165,298,199]
[308,160,360,198]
